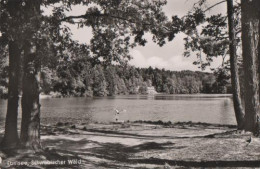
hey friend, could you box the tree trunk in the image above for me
[1,0,23,150]
[241,0,260,134]
[20,41,41,150]
[258,1,260,104]
[227,0,245,129]
[20,0,42,150]
[1,41,21,149]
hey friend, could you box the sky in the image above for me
[65,0,227,72]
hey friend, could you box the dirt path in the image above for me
[1,122,260,168]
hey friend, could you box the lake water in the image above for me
[0,94,236,127]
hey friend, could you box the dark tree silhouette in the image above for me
[241,0,260,133]
[227,0,244,129]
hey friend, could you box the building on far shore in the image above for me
[135,86,157,95]
[147,87,157,95]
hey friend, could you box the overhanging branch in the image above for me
[60,13,144,26]
[60,13,173,33]
[203,0,226,12]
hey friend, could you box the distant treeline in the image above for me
[0,55,231,98]
[40,62,231,97]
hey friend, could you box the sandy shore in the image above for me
[1,121,260,168]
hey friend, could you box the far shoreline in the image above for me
[39,93,233,99]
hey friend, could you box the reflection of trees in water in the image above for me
[219,98,234,124]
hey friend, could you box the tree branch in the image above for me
[60,13,147,26]
[203,0,226,12]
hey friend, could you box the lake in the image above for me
[0,94,236,127]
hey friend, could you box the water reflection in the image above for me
[219,98,233,124]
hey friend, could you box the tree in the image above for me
[227,0,244,129]
[92,65,107,96]
[105,66,119,96]
[241,0,260,133]
[0,1,23,149]
[212,68,230,93]
[180,0,246,129]
[19,0,42,149]
[1,0,173,149]
[1,41,22,149]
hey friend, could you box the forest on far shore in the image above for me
[0,54,231,98]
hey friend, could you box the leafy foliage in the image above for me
[179,1,242,71]
[46,0,173,64]
[0,0,176,68]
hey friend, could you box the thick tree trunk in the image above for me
[1,41,21,149]
[1,0,23,150]
[20,0,42,150]
[241,0,260,134]
[20,41,41,150]
[258,2,260,103]
[227,0,245,129]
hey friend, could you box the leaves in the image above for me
[0,0,174,66]
[180,1,242,71]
